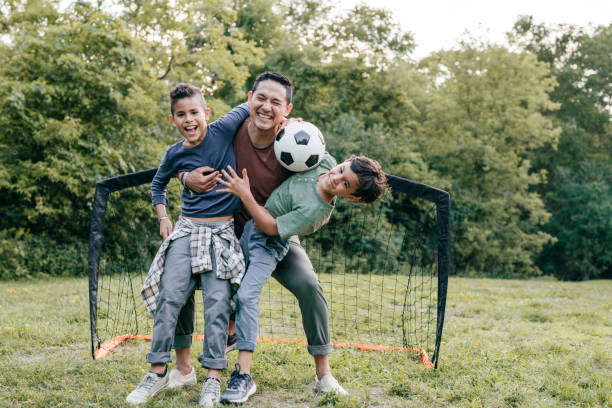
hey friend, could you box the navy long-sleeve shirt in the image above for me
[151,103,250,218]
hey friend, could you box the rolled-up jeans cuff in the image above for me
[198,354,228,370]
[173,334,193,350]
[308,343,332,356]
[236,340,256,352]
[146,351,172,365]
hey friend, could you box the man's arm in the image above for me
[217,166,279,236]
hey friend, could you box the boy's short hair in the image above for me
[169,83,206,115]
[348,155,389,204]
[252,71,293,105]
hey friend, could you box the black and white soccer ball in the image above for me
[274,121,325,172]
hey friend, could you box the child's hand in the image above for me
[160,218,173,240]
[218,166,251,199]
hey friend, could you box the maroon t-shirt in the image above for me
[233,118,293,237]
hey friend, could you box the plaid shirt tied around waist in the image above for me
[141,216,245,314]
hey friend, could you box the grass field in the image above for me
[0,276,610,407]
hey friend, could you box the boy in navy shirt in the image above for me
[127,83,249,407]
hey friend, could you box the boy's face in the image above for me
[248,80,292,132]
[319,161,360,200]
[170,96,211,147]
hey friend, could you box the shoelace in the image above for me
[226,370,248,390]
[202,378,220,394]
[140,373,157,391]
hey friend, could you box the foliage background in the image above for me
[0,0,610,281]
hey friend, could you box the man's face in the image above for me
[248,80,293,132]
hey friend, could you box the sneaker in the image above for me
[168,366,197,389]
[219,363,256,404]
[225,334,237,353]
[314,374,348,396]
[199,377,221,407]
[126,369,169,404]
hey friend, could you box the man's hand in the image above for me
[274,117,303,135]
[218,166,252,200]
[184,166,221,194]
[160,218,173,240]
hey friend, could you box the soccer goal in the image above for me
[87,169,449,368]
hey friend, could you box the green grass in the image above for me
[1,277,610,407]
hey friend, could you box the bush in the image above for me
[0,232,87,280]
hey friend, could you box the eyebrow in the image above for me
[343,164,351,188]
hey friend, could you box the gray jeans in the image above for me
[175,222,332,356]
[147,222,233,369]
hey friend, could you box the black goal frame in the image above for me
[87,169,450,367]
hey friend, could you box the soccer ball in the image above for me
[274,121,325,172]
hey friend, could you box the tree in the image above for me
[511,17,612,280]
[0,1,171,277]
[415,43,560,276]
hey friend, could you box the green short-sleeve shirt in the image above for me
[264,154,337,240]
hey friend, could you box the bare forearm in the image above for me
[241,194,278,236]
[155,204,168,219]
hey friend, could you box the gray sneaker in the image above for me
[199,377,221,407]
[126,370,169,405]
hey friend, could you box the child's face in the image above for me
[170,96,211,147]
[319,161,360,200]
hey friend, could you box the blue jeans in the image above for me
[234,220,290,352]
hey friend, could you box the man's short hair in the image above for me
[252,71,293,105]
[169,83,206,115]
[348,155,389,204]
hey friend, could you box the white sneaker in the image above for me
[168,366,197,388]
[126,370,169,404]
[199,377,221,407]
[314,374,348,396]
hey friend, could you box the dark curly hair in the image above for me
[348,155,389,204]
[169,83,206,115]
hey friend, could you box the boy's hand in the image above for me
[185,166,221,194]
[218,166,251,199]
[160,218,173,240]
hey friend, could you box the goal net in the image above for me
[87,169,449,367]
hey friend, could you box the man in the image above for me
[174,72,347,403]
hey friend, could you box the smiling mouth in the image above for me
[184,125,198,134]
[256,111,273,120]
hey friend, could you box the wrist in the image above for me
[181,172,188,187]
[158,216,169,223]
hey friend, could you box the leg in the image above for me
[147,235,198,368]
[197,270,233,374]
[173,294,195,375]
[128,236,196,404]
[220,223,284,404]
[273,237,347,395]
[234,224,287,369]
[273,236,332,359]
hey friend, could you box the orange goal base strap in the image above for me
[95,334,433,369]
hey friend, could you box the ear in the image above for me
[284,103,293,117]
[247,90,253,102]
[204,107,211,121]
[169,114,176,126]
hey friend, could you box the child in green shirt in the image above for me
[216,152,388,403]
